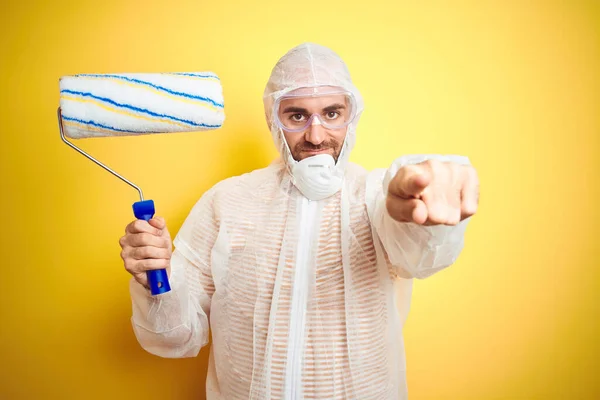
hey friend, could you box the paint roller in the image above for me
[57,72,225,295]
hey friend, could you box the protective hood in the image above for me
[262,43,364,199]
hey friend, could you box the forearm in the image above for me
[129,250,210,358]
[373,206,468,278]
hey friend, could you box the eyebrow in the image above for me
[282,103,347,114]
[282,106,308,114]
[323,103,346,112]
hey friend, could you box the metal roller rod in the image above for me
[57,107,145,201]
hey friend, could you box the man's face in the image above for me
[278,94,349,162]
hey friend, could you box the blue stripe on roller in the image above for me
[171,72,220,79]
[62,113,221,132]
[61,89,221,128]
[74,73,224,108]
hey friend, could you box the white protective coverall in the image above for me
[129,43,470,399]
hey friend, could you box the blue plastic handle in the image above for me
[133,200,171,295]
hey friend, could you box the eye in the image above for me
[325,111,340,120]
[290,113,307,123]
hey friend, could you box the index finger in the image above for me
[126,219,162,236]
[388,165,432,199]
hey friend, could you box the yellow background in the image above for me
[1,0,598,398]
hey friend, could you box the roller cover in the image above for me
[59,72,225,139]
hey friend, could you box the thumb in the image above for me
[389,165,432,199]
[148,216,167,232]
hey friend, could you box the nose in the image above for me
[304,117,326,145]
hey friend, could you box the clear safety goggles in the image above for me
[274,89,357,133]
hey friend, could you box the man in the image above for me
[119,43,479,399]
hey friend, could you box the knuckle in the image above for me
[466,167,479,187]
[134,220,147,231]
[463,204,478,216]
[136,247,148,259]
[427,209,446,225]
[139,233,151,245]
[138,259,149,270]
[449,164,458,179]
[429,217,444,225]
[446,215,460,226]
[145,247,156,258]
[394,165,409,181]
[123,260,134,272]
[424,159,441,170]
[451,207,462,223]
[467,165,478,179]
[404,164,420,177]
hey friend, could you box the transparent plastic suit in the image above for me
[129,43,470,399]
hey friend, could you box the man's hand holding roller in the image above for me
[119,217,173,289]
